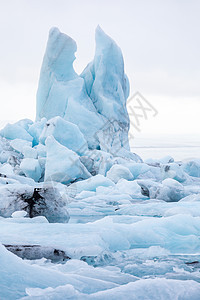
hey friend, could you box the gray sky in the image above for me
[0,0,199,135]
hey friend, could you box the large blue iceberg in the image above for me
[1,26,200,300]
[36,26,130,154]
[0,26,142,219]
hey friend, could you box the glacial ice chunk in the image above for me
[39,116,88,155]
[0,122,33,142]
[180,193,200,202]
[116,179,146,199]
[125,162,150,179]
[138,178,185,202]
[182,159,200,177]
[36,27,78,120]
[10,139,32,153]
[36,27,104,150]
[0,184,69,222]
[0,163,15,176]
[81,26,130,152]
[15,119,33,131]
[106,165,134,183]
[34,143,46,158]
[79,150,114,177]
[67,174,115,194]
[44,136,91,184]
[28,118,47,146]
[161,162,187,182]
[23,146,38,159]
[20,158,42,182]
[36,26,132,155]
[0,243,75,299]
[160,178,185,201]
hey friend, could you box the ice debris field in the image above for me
[1,26,200,299]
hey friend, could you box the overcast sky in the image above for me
[0,0,199,136]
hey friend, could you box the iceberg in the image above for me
[0,26,200,299]
[36,27,105,150]
[81,26,130,153]
[36,26,131,155]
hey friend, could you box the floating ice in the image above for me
[81,26,130,153]
[138,178,185,202]
[0,122,33,142]
[0,26,200,299]
[67,174,115,194]
[161,162,187,182]
[28,118,47,146]
[20,158,42,182]
[10,139,32,153]
[45,136,91,184]
[106,165,134,183]
[39,116,88,155]
[36,27,105,150]
[36,26,132,155]
[23,146,38,159]
[182,159,200,177]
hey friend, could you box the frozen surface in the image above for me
[0,27,200,299]
[22,278,200,300]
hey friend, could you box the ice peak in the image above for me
[49,26,60,37]
[95,25,117,50]
[36,27,78,121]
[45,27,77,80]
[36,27,131,154]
